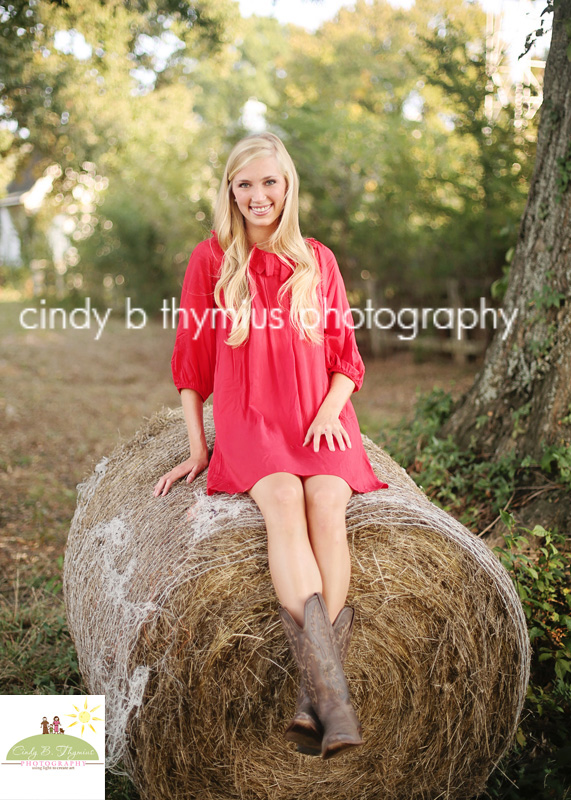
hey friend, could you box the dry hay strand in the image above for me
[63,404,530,800]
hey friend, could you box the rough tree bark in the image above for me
[440,0,571,498]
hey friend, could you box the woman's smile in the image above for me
[250,203,273,216]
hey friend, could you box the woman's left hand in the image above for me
[303,411,352,453]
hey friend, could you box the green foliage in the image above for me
[527,320,558,362]
[555,139,571,203]
[486,512,571,799]
[0,0,243,306]
[490,264,511,301]
[385,387,571,530]
[490,245,513,301]
[402,8,536,300]
[529,277,566,313]
[2,0,538,315]
[485,696,571,800]
[384,387,519,530]
[511,401,532,439]
[0,0,238,163]
[517,269,565,369]
[540,444,571,488]
[261,0,536,316]
[381,389,571,797]
[495,512,571,684]
[561,404,571,425]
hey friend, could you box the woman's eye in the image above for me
[236,180,276,188]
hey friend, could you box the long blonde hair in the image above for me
[212,132,322,347]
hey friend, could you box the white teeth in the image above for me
[251,205,272,214]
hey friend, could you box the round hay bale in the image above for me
[63,405,530,800]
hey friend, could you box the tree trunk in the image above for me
[440,0,571,476]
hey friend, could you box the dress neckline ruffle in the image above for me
[209,229,297,280]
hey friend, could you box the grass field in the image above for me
[0,299,479,796]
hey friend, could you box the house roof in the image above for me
[1,150,48,207]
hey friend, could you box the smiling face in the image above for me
[231,155,287,246]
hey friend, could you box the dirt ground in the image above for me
[0,300,479,585]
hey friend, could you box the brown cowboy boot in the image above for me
[279,592,363,759]
[284,606,356,756]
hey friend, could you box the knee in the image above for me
[305,486,349,546]
[263,481,305,518]
[305,485,346,517]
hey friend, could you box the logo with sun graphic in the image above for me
[65,698,103,737]
[4,696,105,765]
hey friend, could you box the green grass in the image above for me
[0,562,80,694]
[106,771,141,799]
[0,563,140,798]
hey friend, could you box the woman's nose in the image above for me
[251,185,268,202]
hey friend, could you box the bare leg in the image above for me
[302,475,353,623]
[251,472,359,756]
[248,472,322,626]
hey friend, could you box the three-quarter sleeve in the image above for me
[171,240,218,401]
[320,245,365,392]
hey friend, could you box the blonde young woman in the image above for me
[154,132,388,759]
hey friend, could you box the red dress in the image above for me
[171,231,389,496]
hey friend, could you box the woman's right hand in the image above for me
[153,452,209,497]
